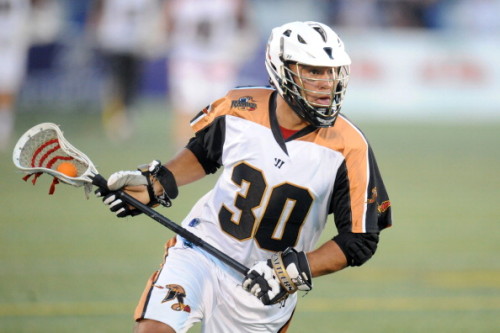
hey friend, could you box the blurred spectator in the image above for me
[87,0,167,142]
[327,0,383,29]
[325,0,467,31]
[443,0,500,35]
[378,0,429,28]
[0,0,29,150]
[0,0,60,151]
[163,0,257,150]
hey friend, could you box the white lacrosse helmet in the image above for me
[265,21,351,127]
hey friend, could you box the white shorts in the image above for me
[135,237,297,333]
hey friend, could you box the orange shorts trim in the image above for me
[134,237,177,321]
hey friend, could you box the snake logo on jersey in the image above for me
[366,187,391,213]
[231,96,257,111]
[154,284,191,313]
[378,200,391,213]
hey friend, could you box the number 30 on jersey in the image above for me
[219,162,313,252]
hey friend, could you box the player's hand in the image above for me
[96,170,150,217]
[242,247,313,305]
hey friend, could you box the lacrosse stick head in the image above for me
[12,123,99,196]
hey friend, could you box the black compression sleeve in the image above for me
[186,116,226,174]
[186,137,220,174]
[333,232,379,267]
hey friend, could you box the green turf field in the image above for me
[1,105,499,332]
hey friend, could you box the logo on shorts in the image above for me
[231,96,257,111]
[154,284,191,313]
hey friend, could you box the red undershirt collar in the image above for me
[279,126,300,140]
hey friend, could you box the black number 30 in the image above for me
[219,163,313,251]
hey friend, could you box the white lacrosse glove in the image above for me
[95,160,178,218]
[242,247,313,305]
[96,170,150,217]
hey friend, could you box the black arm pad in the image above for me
[332,232,379,267]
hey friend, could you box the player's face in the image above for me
[290,64,340,107]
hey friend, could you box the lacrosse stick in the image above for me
[12,123,98,196]
[12,123,249,276]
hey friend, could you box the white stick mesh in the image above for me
[12,123,98,196]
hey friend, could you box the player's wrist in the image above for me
[146,160,179,207]
[151,178,165,197]
[272,247,312,293]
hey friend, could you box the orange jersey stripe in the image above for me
[191,88,274,133]
[297,116,369,233]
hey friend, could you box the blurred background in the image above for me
[1,0,499,332]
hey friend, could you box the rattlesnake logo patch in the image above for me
[154,284,191,313]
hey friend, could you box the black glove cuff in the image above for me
[148,160,178,207]
[281,247,313,289]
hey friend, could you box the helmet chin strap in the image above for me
[284,93,332,128]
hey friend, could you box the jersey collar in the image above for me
[269,91,317,155]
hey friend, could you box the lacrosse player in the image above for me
[99,21,392,333]
[163,0,256,150]
[0,0,39,151]
[87,0,165,141]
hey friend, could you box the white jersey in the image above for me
[95,0,162,55]
[135,86,392,331]
[184,87,392,269]
[0,0,31,91]
[0,0,30,42]
[166,0,244,63]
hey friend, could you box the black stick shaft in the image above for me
[92,174,249,275]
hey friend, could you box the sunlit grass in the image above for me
[1,105,499,332]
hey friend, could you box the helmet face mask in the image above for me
[284,62,350,127]
[265,21,351,127]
